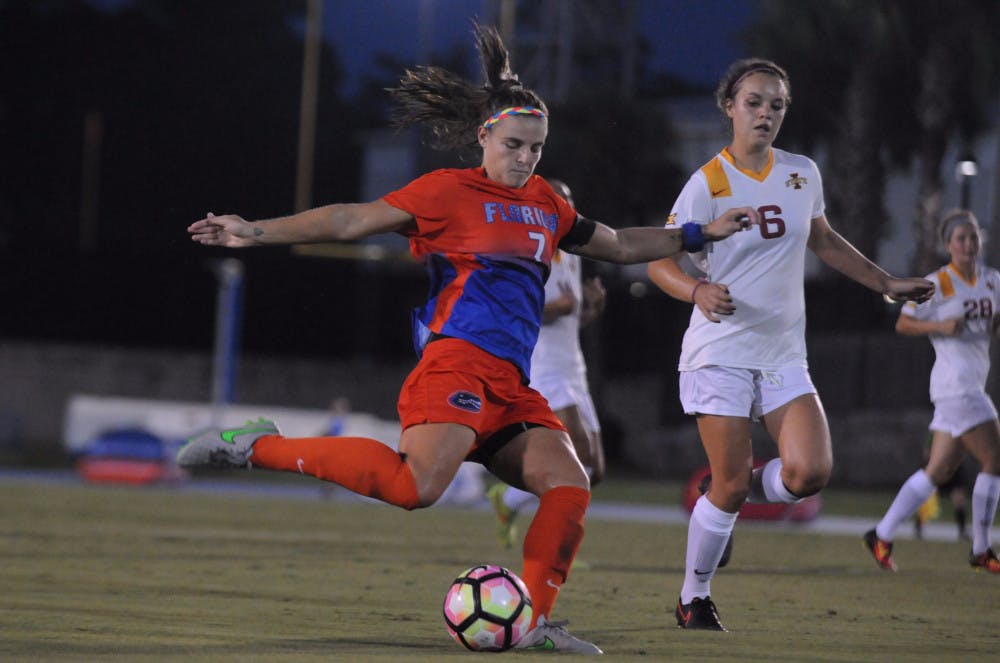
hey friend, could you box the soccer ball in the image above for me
[442,564,533,651]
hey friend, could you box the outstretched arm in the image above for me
[569,207,758,264]
[808,214,934,302]
[187,200,415,248]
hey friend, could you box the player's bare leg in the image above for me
[761,393,833,500]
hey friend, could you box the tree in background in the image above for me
[0,0,360,254]
[898,0,1000,273]
[748,0,1000,274]
[539,90,683,230]
[747,1,910,264]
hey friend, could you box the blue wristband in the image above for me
[681,222,705,253]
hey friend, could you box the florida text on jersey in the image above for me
[383,168,578,378]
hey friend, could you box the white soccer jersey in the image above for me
[530,250,600,431]
[902,263,1000,401]
[669,148,825,371]
[531,250,586,382]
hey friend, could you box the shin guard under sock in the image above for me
[520,485,590,626]
[251,435,420,510]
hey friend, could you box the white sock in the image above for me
[757,458,803,504]
[971,472,1000,556]
[680,495,738,603]
[502,486,536,513]
[876,469,935,542]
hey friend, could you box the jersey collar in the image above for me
[947,262,977,287]
[721,147,773,182]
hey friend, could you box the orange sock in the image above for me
[250,435,420,510]
[521,485,590,626]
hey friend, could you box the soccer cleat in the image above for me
[486,482,518,549]
[862,528,897,572]
[675,596,726,631]
[515,616,603,654]
[969,548,1000,574]
[176,418,279,468]
[697,474,734,568]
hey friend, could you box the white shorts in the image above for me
[930,392,998,437]
[679,365,817,421]
[532,370,601,433]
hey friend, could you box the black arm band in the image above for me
[559,214,597,250]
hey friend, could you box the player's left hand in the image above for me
[885,277,935,303]
[692,280,735,323]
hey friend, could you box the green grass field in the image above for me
[1,472,997,662]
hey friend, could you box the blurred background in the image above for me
[2,0,999,487]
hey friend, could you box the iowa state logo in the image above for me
[785,172,807,189]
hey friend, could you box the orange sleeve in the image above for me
[382,170,451,237]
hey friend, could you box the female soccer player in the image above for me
[488,178,607,549]
[180,25,758,653]
[864,210,1000,574]
[647,58,935,631]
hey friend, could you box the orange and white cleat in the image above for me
[863,529,898,572]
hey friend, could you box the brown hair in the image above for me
[386,24,548,151]
[715,58,792,115]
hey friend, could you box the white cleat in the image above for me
[515,616,603,654]
[176,418,278,468]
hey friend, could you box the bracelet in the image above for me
[681,222,705,253]
[691,280,707,303]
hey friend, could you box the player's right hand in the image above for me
[188,212,258,248]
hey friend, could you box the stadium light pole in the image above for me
[211,258,245,405]
[955,154,978,210]
[294,0,323,212]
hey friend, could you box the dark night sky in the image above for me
[89,0,755,92]
[319,0,755,91]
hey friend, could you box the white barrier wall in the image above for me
[63,394,400,452]
[63,394,485,505]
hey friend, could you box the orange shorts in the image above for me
[397,338,566,462]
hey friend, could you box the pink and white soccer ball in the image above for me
[442,564,533,651]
